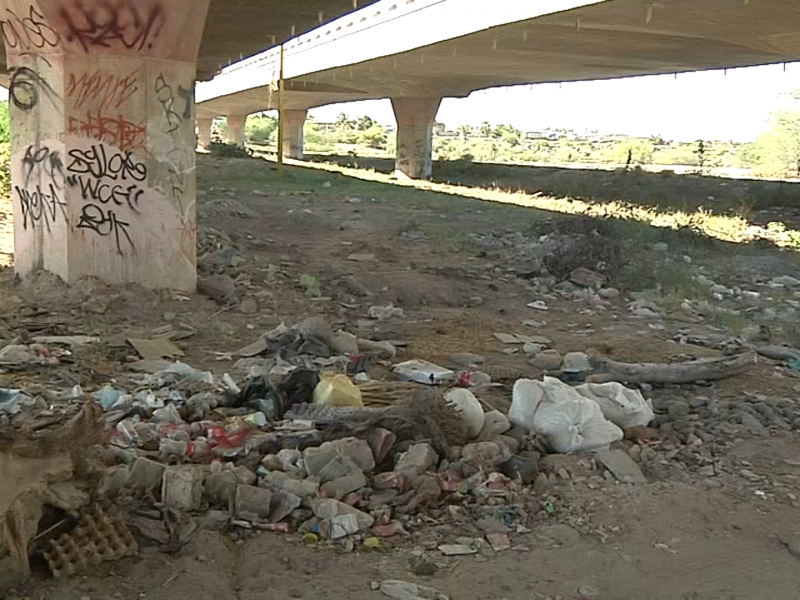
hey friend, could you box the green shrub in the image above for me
[208,142,253,159]
[246,114,277,144]
[0,142,10,197]
[0,102,9,145]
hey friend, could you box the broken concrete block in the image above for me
[366,427,396,464]
[127,458,166,491]
[269,489,302,523]
[262,471,320,498]
[200,510,230,531]
[478,411,511,440]
[234,465,257,485]
[162,466,205,511]
[303,437,375,476]
[595,448,647,484]
[204,472,239,505]
[461,442,510,468]
[499,453,539,484]
[317,454,362,483]
[311,498,374,530]
[235,485,273,518]
[320,470,367,499]
[321,513,360,540]
[394,443,438,477]
[99,465,129,497]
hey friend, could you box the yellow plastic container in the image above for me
[312,374,364,408]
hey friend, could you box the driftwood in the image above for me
[587,352,757,384]
[757,345,800,363]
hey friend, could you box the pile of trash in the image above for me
[0,317,749,589]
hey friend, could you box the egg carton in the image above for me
[43,501,138,578]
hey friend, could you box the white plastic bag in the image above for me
[533,396,623,453]
[445,388,485,439]
[574,382,654,429]
[508,379,545,431]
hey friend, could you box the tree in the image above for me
[356,115,375,131]
[456,124,473,139]
[479,121,492,138]
[245,113,278,144]
[608,138,654,165]
[335,112,356,132]
[0,102,9,145]
[357,124,387,149]
[752,90,800,177]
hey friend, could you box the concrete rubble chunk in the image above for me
[367,428,397,464]
[162,466,205,511]
[595,449,647,484]
[317,454,363,483]
[204,472,239,505]
[395,443,438,477]
[269,489,302,523]
[262,471,320,498]
[127,458,167,491]
[303,437,375,477]
[322,513,361,540]
[320,470,368,499]
[235,485,273,518]
[311,499,374,530]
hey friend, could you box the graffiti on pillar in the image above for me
[65,144,146,254]
[68,110,147,152]
[59,1,165,53]
[155,74,192,133]
[22,145,64,188]
[9,64,60,111]
[66,69,139,110]
[15,184,67,232]
[0,6,60,50]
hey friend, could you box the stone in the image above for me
[162,466,205,511]
[771,275,800,287]
[668,401,690,421]
[81,297,109,315]
[269,489,302,523]
[486,532,511,552]
[99,466,130,497]
[462,442,511,468]
[200,510,230,531]
[531,349,562,370]
[569,267,605,288]
[204,472,239,505]
[347,252,377,262]
[262,471,320,498]
[478,411,511,439]
[497,434,521,455]
[595,449,647,484]
[445,389,485,438]
[366,428,397,464]
[499,454,539,484]
[198,274,236,305]
[234,465,257,485]
[239,296,258,314]
[322,514,361,540]
[527,300,549,311]
[740,412,767,436]
[368,304,404,320]
[449,353,485,367]
[599,287,620,299]
[321,470,368,498]
[329,330,359,354]
[317,455,363,483]
[652,242,669,252]
[534,472,551,494]
[438,544,477,556]
[522,343,543,356]
[311,499,374,530]
[409,556,438,576]
[304,437,376,477]
[395,443,439,477]
[562,351,592,374]
[476,516,511,534]
[235,485,273,518]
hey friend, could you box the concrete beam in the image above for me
[391,97,441,180]
[282,110,307,160]
[5,0,209,291]
[227,115,247,145]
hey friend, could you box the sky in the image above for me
[310,62,800,143]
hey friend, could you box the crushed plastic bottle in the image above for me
[0,389,27,416]
[152,404,184,425]
[92,385,124,410]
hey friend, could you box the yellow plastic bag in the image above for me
[313,374,363,408]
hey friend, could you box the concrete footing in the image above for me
[391,97,442,180]
[226,115,247,145]
[197,118,212,150]
[281,109,307,160]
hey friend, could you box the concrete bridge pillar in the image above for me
[2,0,210,292]
[197,118,213,150]
[282,109,307,160]
[226,115,247,145]
[391,97,442,179]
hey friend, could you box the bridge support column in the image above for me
[391,97,442,179]
[197,118,213,150]
[282,109,307,160]
[2,0,209,293]
[226,115,247,145]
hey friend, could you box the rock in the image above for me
[366,428,397,464]
[262,471,320,498]
[445,389,485,438]
[235,485,273,518]
[533,472,550,493]
[321,470,367,499]
[478,411,511,439]
[486,532,511,552]
[395,443,438,477]
[667,401,690,421]
[277,449,303,472]
[81,297,109,315]
[438,544,477,556]
[238,296,258,314]
[569,267,605,288]
[409,556,438,576]
[531,349,562,370]
[341,276,371,297]
[347,252,377,262]
[595,449,647,484]
[368,304,404,320]
[522,343,543,356]
[697,465,715,477]
[269,489,302,523]
[99,466,129,497]
[127,457,167,491]
[379,580,449,600]
[317,455,364,483]
[497,434,521,455]
[204,472,239,505]
[476,516,511,534]
[461,442,511,468]
[312,499,374,530]
[322,513,361,539]
[562,351,592,374]
[200,510,230,531]
[771,275,800,287]
[198,274,236,304]
[449,353,485,367]
[599,287,620,299]
[162,465,205,511]
[499,454,539,484]
[652,242,669,252]
[304,437,375,477]
[329,330,359,354]
[527,300,549,311]
[740,412,767,436]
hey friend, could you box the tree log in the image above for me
[587,353,757,384]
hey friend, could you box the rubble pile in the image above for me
[2,315,799,589]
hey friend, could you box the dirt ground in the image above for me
[4,154,800,600]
